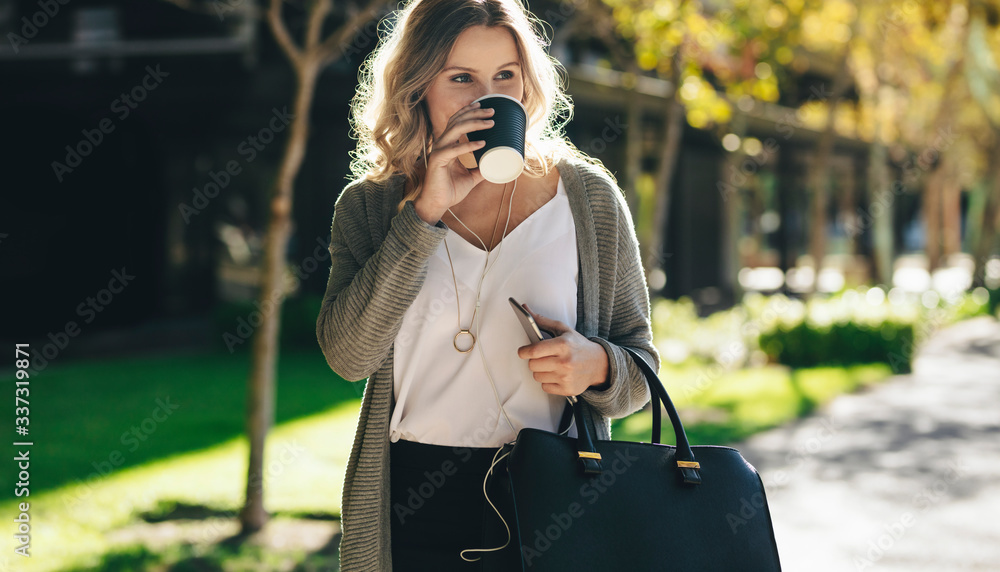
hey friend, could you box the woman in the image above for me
[316,0,659,569]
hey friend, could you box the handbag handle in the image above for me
[564,346,703,485]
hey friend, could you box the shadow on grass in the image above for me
[0,347,364,502]
[610,363,891,447]
[788,372,818,418]
[65,501,343,572]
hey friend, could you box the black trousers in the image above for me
[389,438,515,571]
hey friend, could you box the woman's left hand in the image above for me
[516,303,611,396]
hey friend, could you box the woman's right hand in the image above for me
[413,101,496,224]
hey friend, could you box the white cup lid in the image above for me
[480,146,524,183]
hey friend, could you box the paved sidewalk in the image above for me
[737,316,1000,571]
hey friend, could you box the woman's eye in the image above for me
[450,71,515,83]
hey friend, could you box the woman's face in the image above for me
[423,25,525,142]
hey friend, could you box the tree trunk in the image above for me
[838,155,857,261]
[235,0,385,533]
[578,0,659,274]
[624,75,644,224]
[646,52,685,275]
[922,11,969,271]
[942,170,962,259]
[868,138,894,287]
[805,31,855,295]
[924,164,944,271]
[720,115,747,304]
[240,59,319,532]
[972,133,1000,288]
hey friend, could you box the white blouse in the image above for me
[390,174,579,447]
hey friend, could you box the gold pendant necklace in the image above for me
[443,179,517,353]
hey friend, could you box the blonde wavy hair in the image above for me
[347,0,610,212]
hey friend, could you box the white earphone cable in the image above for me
[423,144,576,562]
[459,445,513,562]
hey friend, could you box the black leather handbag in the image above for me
[481,346,782,571]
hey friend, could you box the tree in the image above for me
[848,0,1000,286]
[965,8,1000,287]
[596,0,1000,299]
[235,0,388,533]
[167,0,389,533]
[595,0,807,287]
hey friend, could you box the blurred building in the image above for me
[556,38,974,314]
[1,0,362,342]
[0,0,977,349]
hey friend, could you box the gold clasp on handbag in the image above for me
[578,451,602,460]
[676,460,700,469]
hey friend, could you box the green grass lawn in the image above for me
[3,348,364,499]
[0,348,362,571]
[0,348,892,571]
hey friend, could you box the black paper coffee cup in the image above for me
[466,94,527,184]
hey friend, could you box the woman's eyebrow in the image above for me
[442,61,520,73]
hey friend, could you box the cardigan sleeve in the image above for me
[316,183,448,382]
[578,181,659,420]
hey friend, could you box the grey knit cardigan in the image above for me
[316,155,660,571]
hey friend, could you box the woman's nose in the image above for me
[475,83,516,98]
